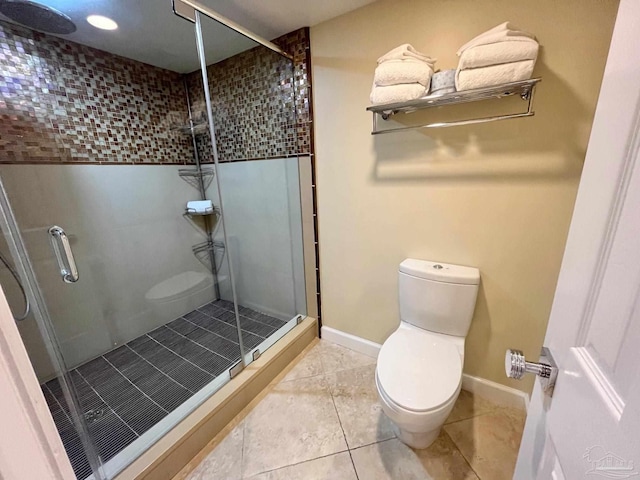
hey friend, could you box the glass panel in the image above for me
[0,4,245,478]
[195,11,307,365]
[0,184,104,480]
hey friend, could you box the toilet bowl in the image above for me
[145,271,214,321]
[375,259,479,449]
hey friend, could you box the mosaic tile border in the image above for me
[0,20,193,165]
[0,21,312,166]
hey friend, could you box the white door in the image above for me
[514,1,640,479]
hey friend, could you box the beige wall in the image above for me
[311,0,619,392]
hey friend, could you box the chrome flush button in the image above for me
[433,264,443,269]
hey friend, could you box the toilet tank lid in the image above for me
[399,259,480,285]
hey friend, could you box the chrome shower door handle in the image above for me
[48,226,79,283]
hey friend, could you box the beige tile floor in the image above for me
[175,339,526,480]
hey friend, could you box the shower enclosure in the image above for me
[0,1,313,478]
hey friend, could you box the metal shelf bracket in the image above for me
[367,78,541,135]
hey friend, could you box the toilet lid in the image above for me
[145,271,212,302]
[377,328,462,412]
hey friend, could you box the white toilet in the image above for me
[375,258,480,449]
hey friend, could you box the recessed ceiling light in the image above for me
[86,15,118,31]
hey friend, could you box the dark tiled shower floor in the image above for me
[41,300,286,480]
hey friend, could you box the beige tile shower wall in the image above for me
[311,0,619,392]
[0,164,215,381]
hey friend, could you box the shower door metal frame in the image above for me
[193,11,247,366]
[191,8,306,370]
[173,0,293,60]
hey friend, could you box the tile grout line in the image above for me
[162,323,237,363]
[442,429,482,479]
[192,310,270,344]
[325,370,360,479]
[124,344,198,395]
[226,305,283,332]
[443,408,501,426]
[144,335,216,380]
[348,449,361,480]
[101,355,170,414]
[188,309,243,343]
[44,382,76,428]
[241,449,351,479]
[350,436,399,453]
[346,436,397,452]
[183,314,244,346]
[74,368,139,440]
[199,301,280,336]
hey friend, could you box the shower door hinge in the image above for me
[252,349,261,361]
[229,360,244,379]
[296,315,304,325]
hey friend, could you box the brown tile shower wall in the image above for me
[186,27,312,163]
[0,21,193,164]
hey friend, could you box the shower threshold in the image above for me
[41,300,288,480]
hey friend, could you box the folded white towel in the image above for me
[186,200,214,214]
[458,40,539,70]
[455,60,535,91]
[374,59,434,87]
[370,83,426,105]
[377,44,436,67]
[457,22,537,55]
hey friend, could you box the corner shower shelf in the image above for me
[366,77,541,135]
[179,167,215,191]
[193,240,226,273]
[182,205,221,238]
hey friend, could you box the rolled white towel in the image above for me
[457,22,536,55]
[377,44,436,67]
[458,40,539,70]
[455,59,535,91]
[370,83,426,105]
[374,59,434,87]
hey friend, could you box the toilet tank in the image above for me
[398,259,480,337]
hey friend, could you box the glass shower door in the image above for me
[0,7,245,479]
[194,10,308,366]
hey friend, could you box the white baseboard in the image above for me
[320,326,381,358]
[461,374,529,412]
[320,325,529,412]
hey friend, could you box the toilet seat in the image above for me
[145,271,213,302]
[377,326,462,413]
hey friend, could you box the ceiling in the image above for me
[0,0,376,73]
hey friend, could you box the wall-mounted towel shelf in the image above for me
[366,78,541,135]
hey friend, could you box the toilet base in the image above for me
[393,423,440,449]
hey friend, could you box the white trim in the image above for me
[321,325,529,412]
[461,373,529,412]
[320,325,381,358]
